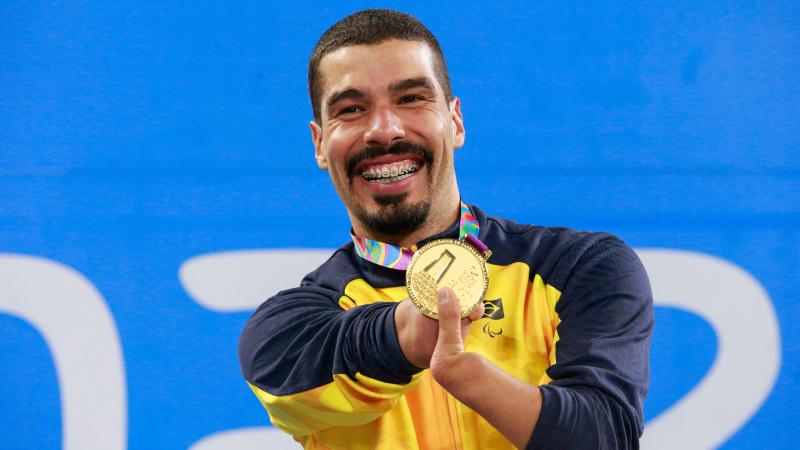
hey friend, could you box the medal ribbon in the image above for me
[351,201,480,270]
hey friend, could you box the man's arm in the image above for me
[399,237,653,449]
[527,238,653,449]
[394,288,540,448]
[238,285,423,436]
[431,288,542,448]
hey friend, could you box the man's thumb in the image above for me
[436,287,462,347]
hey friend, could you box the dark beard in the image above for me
[346,140,434,236]
[352,193,431,236]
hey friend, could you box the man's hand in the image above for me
[429,287,484,383]
[406,287,542,449]
[394,288,483,369]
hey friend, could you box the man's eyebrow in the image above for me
[325,78,435,112]
[326,89,365,109]
[389,77,436,93]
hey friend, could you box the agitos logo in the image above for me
[481,298,504,337]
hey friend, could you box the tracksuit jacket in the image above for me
[239,204,653,449]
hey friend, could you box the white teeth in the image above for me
[361,162,421,181]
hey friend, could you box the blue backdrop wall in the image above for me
[1,1,798,449]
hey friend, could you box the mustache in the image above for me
[346,141,434,176]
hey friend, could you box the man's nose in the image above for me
[363,108,405,147]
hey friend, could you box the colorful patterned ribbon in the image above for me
[352,201,480,270]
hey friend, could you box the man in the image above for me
[239,9,653,449]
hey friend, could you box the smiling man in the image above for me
[311,38,462,249]
[239,9,653,450]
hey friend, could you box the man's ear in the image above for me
[310,120,327,170]
[450,97,465,149]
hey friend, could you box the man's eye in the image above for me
[339,105,363,115]
[400,95,420,104]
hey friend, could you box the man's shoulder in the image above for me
[475,207,637,291]
[477,207,618,260]
[299,242,361,292]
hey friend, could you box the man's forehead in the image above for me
[318,39,439,97]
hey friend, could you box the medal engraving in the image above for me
[406,239,489,319]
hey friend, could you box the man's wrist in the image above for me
[432,351,487,401]
[394,299,434,369]
[393,300,416,367]
[385,301,424,377]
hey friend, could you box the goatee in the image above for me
[347,140,434,236]
[354,193,431,236]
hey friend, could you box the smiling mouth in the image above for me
[360,161,421,184]
[347,141,433,187]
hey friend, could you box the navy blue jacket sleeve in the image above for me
[239,285,420,397]
[528,236,654,449]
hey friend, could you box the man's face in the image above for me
[310,39,465,238]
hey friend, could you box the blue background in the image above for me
[1,1,798,448]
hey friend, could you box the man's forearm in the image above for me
[427,288,542,449]
[432,351,542,449]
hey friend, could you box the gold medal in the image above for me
[406,238,491,319]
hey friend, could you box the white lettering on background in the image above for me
[0,254,127,450]
[638,249,780,450]
[179,249,333,312]
[0,249,779,450]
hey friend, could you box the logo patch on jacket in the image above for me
[482,298,504,320]
[481,298,503,337]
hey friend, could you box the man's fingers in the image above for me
[467,301,485,322]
